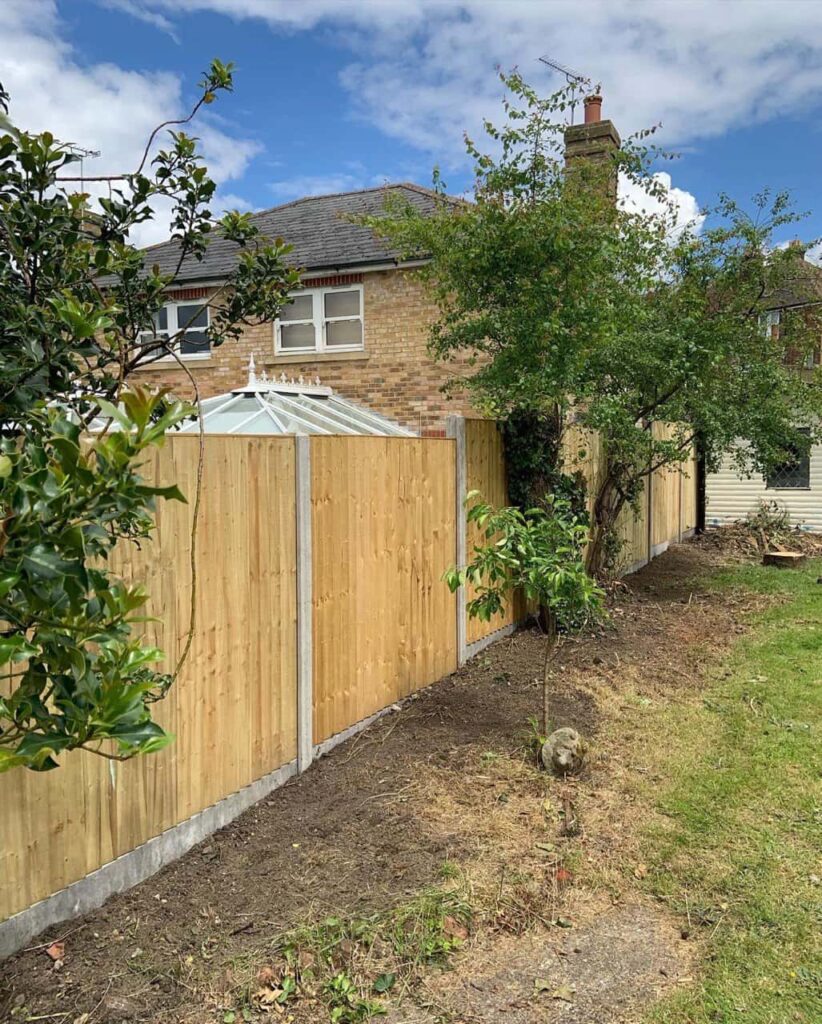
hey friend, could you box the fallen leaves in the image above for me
[443,915,469,942]
[251,969,298,1015]
[45,940,64,962]
[534,977,576,1002]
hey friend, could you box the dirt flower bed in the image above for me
[0,539,778,1024]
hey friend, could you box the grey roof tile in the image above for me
[142,183,446,283]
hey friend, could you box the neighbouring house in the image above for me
[132,183,476,436]
[133,100,622,436]
[706,247,822,531]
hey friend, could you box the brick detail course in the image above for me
[302,273,364,288]
[165,287,212,301]
[132,268,478,433]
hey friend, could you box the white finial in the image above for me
[280,372,287,384]
[298,374,305,386]
[247,353,257,387]
[261,369,269,384]
[314,375,321,386]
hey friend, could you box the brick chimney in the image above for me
[564,93,621,200]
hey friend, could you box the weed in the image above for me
[325,971,385,1022]
[263,887,472,1021]
[522,715,547,760]
[437,860,461,881]
[388,889,472,968]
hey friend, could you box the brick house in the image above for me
[133,183,476,436]
[135,101,622,435]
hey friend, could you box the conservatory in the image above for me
[173,358,414,437]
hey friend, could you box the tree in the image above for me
[365,73,822,575]
[445,493,603,738]
[0,62,300,772]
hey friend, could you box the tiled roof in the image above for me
[142,183,445,283]
[765,254,822,310]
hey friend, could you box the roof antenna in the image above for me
[65,143,102,192]
[537,56,591,124]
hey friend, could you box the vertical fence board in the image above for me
[464,420,519,644]
[652,423,688,549]
[681,443,698,533]
[311,437,457,744]
[0,436,298,922]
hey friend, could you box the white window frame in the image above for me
[274,284,364,355]
[761,308,781,340]
[139,301,212,362]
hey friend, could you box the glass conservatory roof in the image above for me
[173,359,414,437]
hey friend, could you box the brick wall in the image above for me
[132,268,479,434]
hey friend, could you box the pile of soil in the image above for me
[0,542,763,1023]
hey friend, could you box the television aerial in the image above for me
[537,56,592,124]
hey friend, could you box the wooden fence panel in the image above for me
[681,444,698,533]
[311,437,457,744]
[562,425,606,519]
[615,494,650,570]
[652,423,685,548]
[0,436,298,922]
[1,420,705,932]
[463,420,518,644]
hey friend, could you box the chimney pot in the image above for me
[584,94,603,124]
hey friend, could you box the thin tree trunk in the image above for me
[541,607,558,737]
[586,473,625,577]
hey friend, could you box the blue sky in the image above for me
[2,1,822,250]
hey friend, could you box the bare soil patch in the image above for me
[383,903,692,1024]
[1,540,765,1023]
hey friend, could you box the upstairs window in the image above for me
[138,302,211,360]
[761,309,781,339]
[275,285,364,354]
[766,429,811,489]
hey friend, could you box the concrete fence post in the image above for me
[295,435,313,772]
[446,415,467,667]
[646,443,654,564]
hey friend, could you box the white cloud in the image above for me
[11,0,822,249]
[99,0,178,38]
[119,1,822,157]
[267,172,398,202]
[0,0,260,243]
[620,172,706,237]
[268,173,367,202]
[110,0,822,242]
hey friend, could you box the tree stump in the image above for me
[762,551,806,568]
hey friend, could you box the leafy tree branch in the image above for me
[364,71,822,575]
[0,60,300,772]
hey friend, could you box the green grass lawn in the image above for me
[642,561,822,1023]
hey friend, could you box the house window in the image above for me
[138,302,211,360]
[275,285,364,354]
[766,429,811,489]
[761,309,781,339]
